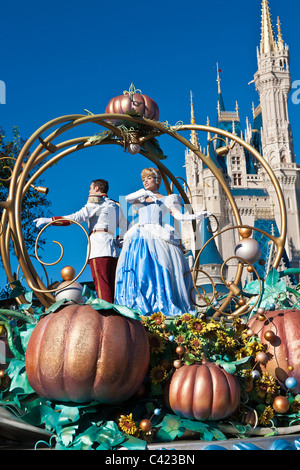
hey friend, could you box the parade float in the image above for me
[0,85,300,451]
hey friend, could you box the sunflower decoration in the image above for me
[150,365,168,385]
[189,337,203,353]
[147,330,167,355]
[178,313,192,323]
[291,397,300,414]
[149,312,167,328]
[236,335,266,360]
[118,413,139,436]
[258,405,275,426]
[188,318,206,335]
[252,372,280,404]
[174,333,187,346]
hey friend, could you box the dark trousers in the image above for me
[89,256,118,303]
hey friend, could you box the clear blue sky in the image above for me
[1,0,300,289]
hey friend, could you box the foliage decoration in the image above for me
[0,275,298,449]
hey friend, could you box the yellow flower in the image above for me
[118,413,139,436]
[217,332,237,349]
[291,399,300,414]
[205,319,221,331]
[258,406,274,426]
[150,312,166,326]
[150,365,168,384]
[190,337,203,352]
[188,318,205,334]
[175,334,186,345]
[180,313,193,323]
[147,331,167,354]
[255,373,280,403]
[238,339,266,359]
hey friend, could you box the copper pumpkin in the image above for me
[166,361,240,421]
[105,88,159,122]
[25,305,150,403]
[248,309,300,393]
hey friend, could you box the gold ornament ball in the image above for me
[140,419,152,432]
[238,298,246,306]
[273,396,290,414]
[173,359,182,369]
[238,227,253,239]
[247,329,254,337]
[256,352,269,365]
[257,307,265,315]
[61,266,76,281]
[288,365,294,372]
[264,330,276,343]
[247,265,255,273]
[176,346,185,356]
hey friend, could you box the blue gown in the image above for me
[114,194,195,316]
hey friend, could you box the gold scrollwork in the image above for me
[31,218,91,294]
[0,113,287,310]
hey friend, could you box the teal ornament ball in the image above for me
[285,377,297,389]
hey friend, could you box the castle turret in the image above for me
[254,0,300,271]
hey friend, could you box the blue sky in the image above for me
[1,0,300,289]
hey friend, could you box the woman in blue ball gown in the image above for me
[114,168,211,316]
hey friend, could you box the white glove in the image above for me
[125,188,158,203]
[172,210,212,222]
[34,217,52,228]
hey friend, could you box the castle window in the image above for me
[231,156,241,166]
[233,172,242,186]
[281,154,287,163]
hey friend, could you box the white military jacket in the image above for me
[60,195,127,259]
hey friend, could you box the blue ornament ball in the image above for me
[168,335,175,342]
[285,377,297,389]
[154,408,161,416]
[269,303,275,311]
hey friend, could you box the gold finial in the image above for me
[216,62,221,94]
[261,0,276,54]
[190,90,195,124]
[277,16,284,51]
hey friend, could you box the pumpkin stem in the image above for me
[201,355,209,365]
[123,83,142,98]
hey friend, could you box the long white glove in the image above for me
[33,217,52,228]
[172,210,212,222]
[125,188,158,203]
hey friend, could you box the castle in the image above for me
[183,0,300,292]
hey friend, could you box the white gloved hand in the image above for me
[125,188,158,203]
[33,217,52,228]
[172,210,212,222]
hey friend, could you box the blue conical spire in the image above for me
[199,218,224,266]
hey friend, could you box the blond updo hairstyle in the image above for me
[141,167,162,188]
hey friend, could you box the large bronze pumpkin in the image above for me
[105,85,159,121]
[165,361,240,421]
[248,309,300,393]
[25,305,150,403]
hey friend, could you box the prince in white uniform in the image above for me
[34,179,127,303]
